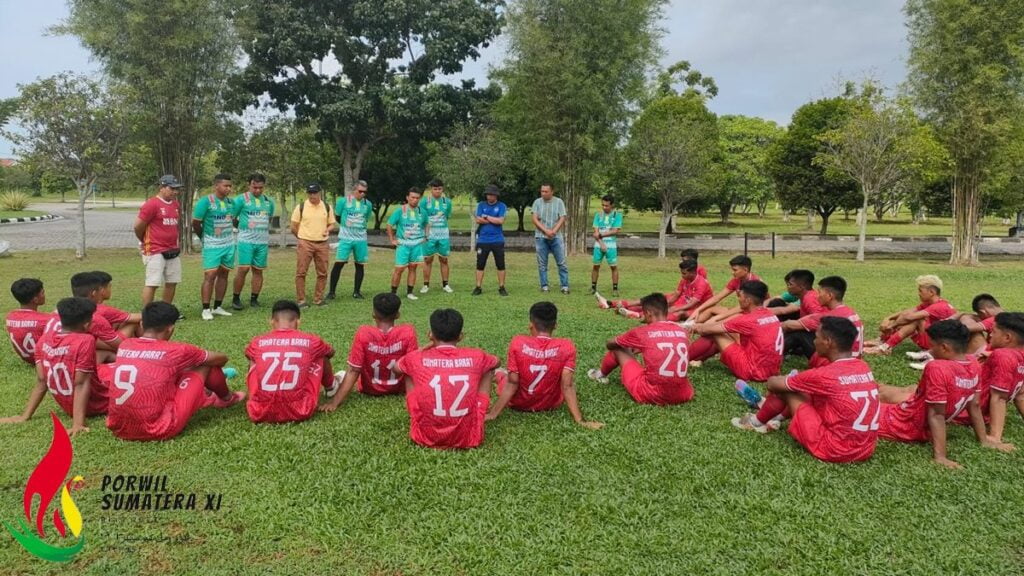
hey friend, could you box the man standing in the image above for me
[532,183,570,294]
[192,173,236,321]
[421,178,454,294]
[591,194,622,296]
[473,185,508,296]
[387,187,429,300]
[328,180,372,300]
[290,183,337,307]
[135,175,183,308]
[231,173,275,310]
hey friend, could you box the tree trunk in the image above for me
[857,191,870,262]
[806,209,815,230]
[757,200,769,217]
[718,203,731,223]
[514,205,527,232]
[658,201,672,258]
[157,135,198,253]
[817,210,832,235]
[949,172,980,265]
[874,201,886,222]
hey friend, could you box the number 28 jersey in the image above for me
[614,321,692,399]
[505,335,577,411]
[245,328,334,423]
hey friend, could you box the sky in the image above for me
[0,0,908,157]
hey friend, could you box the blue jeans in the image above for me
[535,236,569,288]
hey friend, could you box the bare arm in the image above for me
[133,218,148,243]
[532,212,546,235]
[320,367,361,412]
[551,215,566,235]
[927,403,959,469]
[766,303,800,316]
[486,370,518,421]
[560,369,603,429]
[967,397,1014,452]
[191,219,203,239]
[70,370,94,436]
[693,288,732,315]
[200,351,229,368]
[765,375,789,394]
[693,322,729,337]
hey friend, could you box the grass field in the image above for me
[1,249,1023,575]
[0,209,45,219]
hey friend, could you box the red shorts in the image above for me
[410,393,490,449]
[621,359,694,405]
[789,403,875,463]
[721,343,756,381]
[911,331,931,350]
[150,371,214,441]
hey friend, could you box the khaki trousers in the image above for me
[296,239,330,303]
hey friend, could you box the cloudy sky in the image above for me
[0,0,908,157]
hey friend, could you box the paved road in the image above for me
[4,202,1024,256]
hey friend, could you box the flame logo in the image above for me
[3,413,85,562]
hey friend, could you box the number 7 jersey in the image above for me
[505,334,577,411]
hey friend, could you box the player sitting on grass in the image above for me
[244,300,337,424]
[600,260,713,322]
[587,293,694,405]
[486,302,603,429]
[689,281,783,383]
[679,248,708,279]
[876,320,1012,469]
[68,272,124,352]
[766,269,823,341]
[6,278,51,366]
[105,302,244,441]
[92,271,143,338]
[778,276,863,367]
[952,312,1024,444]
[864,275,955,356]
[906,293,1003,370]
[690,255,763,323]
[320,293,420,412]
[0,298,113,435]
[394,308,498,450]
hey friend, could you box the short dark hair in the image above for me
[971,293,1000,314]
[926,319,970,353]
[213,173,232,183]
[601,194,615,205]
[679,259,698,272]
[820,316,857,353]
[10,278,43,305]
[786,269,815,289]
[142,301,180,331]
[56,297,96,329]
[640,293,669,316]
[271,300,301,320]
[740,280,769,303]
[429,178,444,187]
[430,308,464,342]
[407,186,421,196]
[680,248,699,261]
[994,312,1024,343]
[818,276,847,301]
[249,172,267,184]
[540,182,553,189]
[729,255,752,269]
[529,301,558,332]
[373,293,402,321]
[70,272,102,298]
[91,271,113,287]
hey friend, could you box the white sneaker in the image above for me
[420,285,430,294]
[689,360,703,368]
[680,320,696,329]
[909,361,930,371]
[595,292,611,309]
[905,350,932,361]
[407,293,419,301]
[212,307,233,317]
[617,306,641,319]
[586,369,608,384]
[201,309,214,321]
[731,413,770,434]
[325,370,345,397]
[442,285,454,293]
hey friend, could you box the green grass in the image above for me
[0,209,45,219]
[1,249,1023,575]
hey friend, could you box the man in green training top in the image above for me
[329,180,372,300]
[192,173,236,321]
[421,178,454,294]
[387,187,430,300]
[591,194,623,296]
[231,173,275,310]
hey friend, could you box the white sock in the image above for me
[749,415,765,428]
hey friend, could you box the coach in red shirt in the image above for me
[134,175,183,307]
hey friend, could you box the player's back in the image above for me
[7,309,52,364]
[96,303,130,327]
[881,358,979,442]
[350,324,419,395]
[801,358,879,460]
[617,321,692,404]
[805,305,865,368]
[954,348,1022,423]
[245,328,333,423]
[506,334,576,411]
[36,329,108,416]
[734,307,783,380]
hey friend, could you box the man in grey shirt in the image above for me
[531,183,570,293]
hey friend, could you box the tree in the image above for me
[59,0,240,252]
[617,94,721,257]
[718,115,783,221]
[2,74,126,258]
[494,0,666,253]
[0,98,19,128]
[906,0,1024,264]
[768,97,860,235]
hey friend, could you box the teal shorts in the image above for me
[237,242,268,269]
[395,243,425,267]
[336,240,369,263]
[424,238,451,257]
[203,245,236,270]
[593,244,618,266]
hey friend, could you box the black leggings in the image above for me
[476,243,506,271]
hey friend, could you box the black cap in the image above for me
[306,183,322,193]
[484,184,500,196]
[158,175,182,189]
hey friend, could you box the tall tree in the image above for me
[718,115,783,221]
[58,0,239,252]
[2,74,127,258]
[495,0,666,253]
[906,0,1024,264]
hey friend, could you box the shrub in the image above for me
[0,191,31,211]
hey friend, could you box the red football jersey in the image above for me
[878,358,980,442]
[105,338,209,440]
[953,347,1024,424]
[34,329,107,416]
[96,304,131,328]
[398,345,498,449]
[348,324,419,395]
[138,196,181,256]
[44,314,120,346]
[505,334,576,411]
[916,299,956,328]
[723,308,783,381]
[614,321,692,402]
[798,290,825,317]
[980,316,996,333]
[6,309,52,365]
[673,275,714,308]
[801,304,865,365]
[785,358,880,462]
[245,328,335,423]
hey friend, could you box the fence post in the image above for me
[744,232,748,256]
[771,232,776,259]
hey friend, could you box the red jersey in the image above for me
[673,275,714,308]
[980,316,996,333]
[798,290,825,317]
[916,299,956,328]
[45,314,120,347]
[801,304,865,367]
[398,345,498,449]
[505,334,576,411]
[348,324,419,395]
[878,358,980,442]
[614,321,692,403]
[137,196,181,256]
[696,264,708,278]
[785,358,880,462]
[34,329,107,416]
[96,304,131,328]
[6,309,52,365]
[725,272,763,294]
[105,338,209,440]
[723,308,783,381]
[954,348,1024,424]
[244,329,335,423]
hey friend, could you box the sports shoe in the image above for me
[541,285,550,293]
[498,287,509,297]
[589,287,597,295]
[297,301,310,309]
[231,298,244,311]
[325,370,345,398]
[909,360,930,371]
[735,380,763,410]
[561,287,570,295]
[586,369,608,384]
[689,360,703,368]
[249,298,261,308]
[352,292,364,299]
[612,289,620,297]
[202,309,214,321]
[617,306,641,319]
[420,285,430,294]
[864,343,891,356]
[211,390,246,409]
[731,413,770,434]
[326,292,336,300]
[472,287,483,296]
[223,367,239,379]
[443,285,454,293]
[212,307,233,317]
[595,292,611,309]
[905,350,932,361]
[407,293,419,301]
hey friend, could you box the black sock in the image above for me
[250,293,259,301]
[407,285,414,295]
[391,286,398,294]
[214,299,223,309]
[354,264,365,293]
[423,282,430,287]
[613,283,618,290]
[329,262,346,294]
[442,280,449,287]
[591,282,597,290]
[232,292,240,300]
[203,302,211,310]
